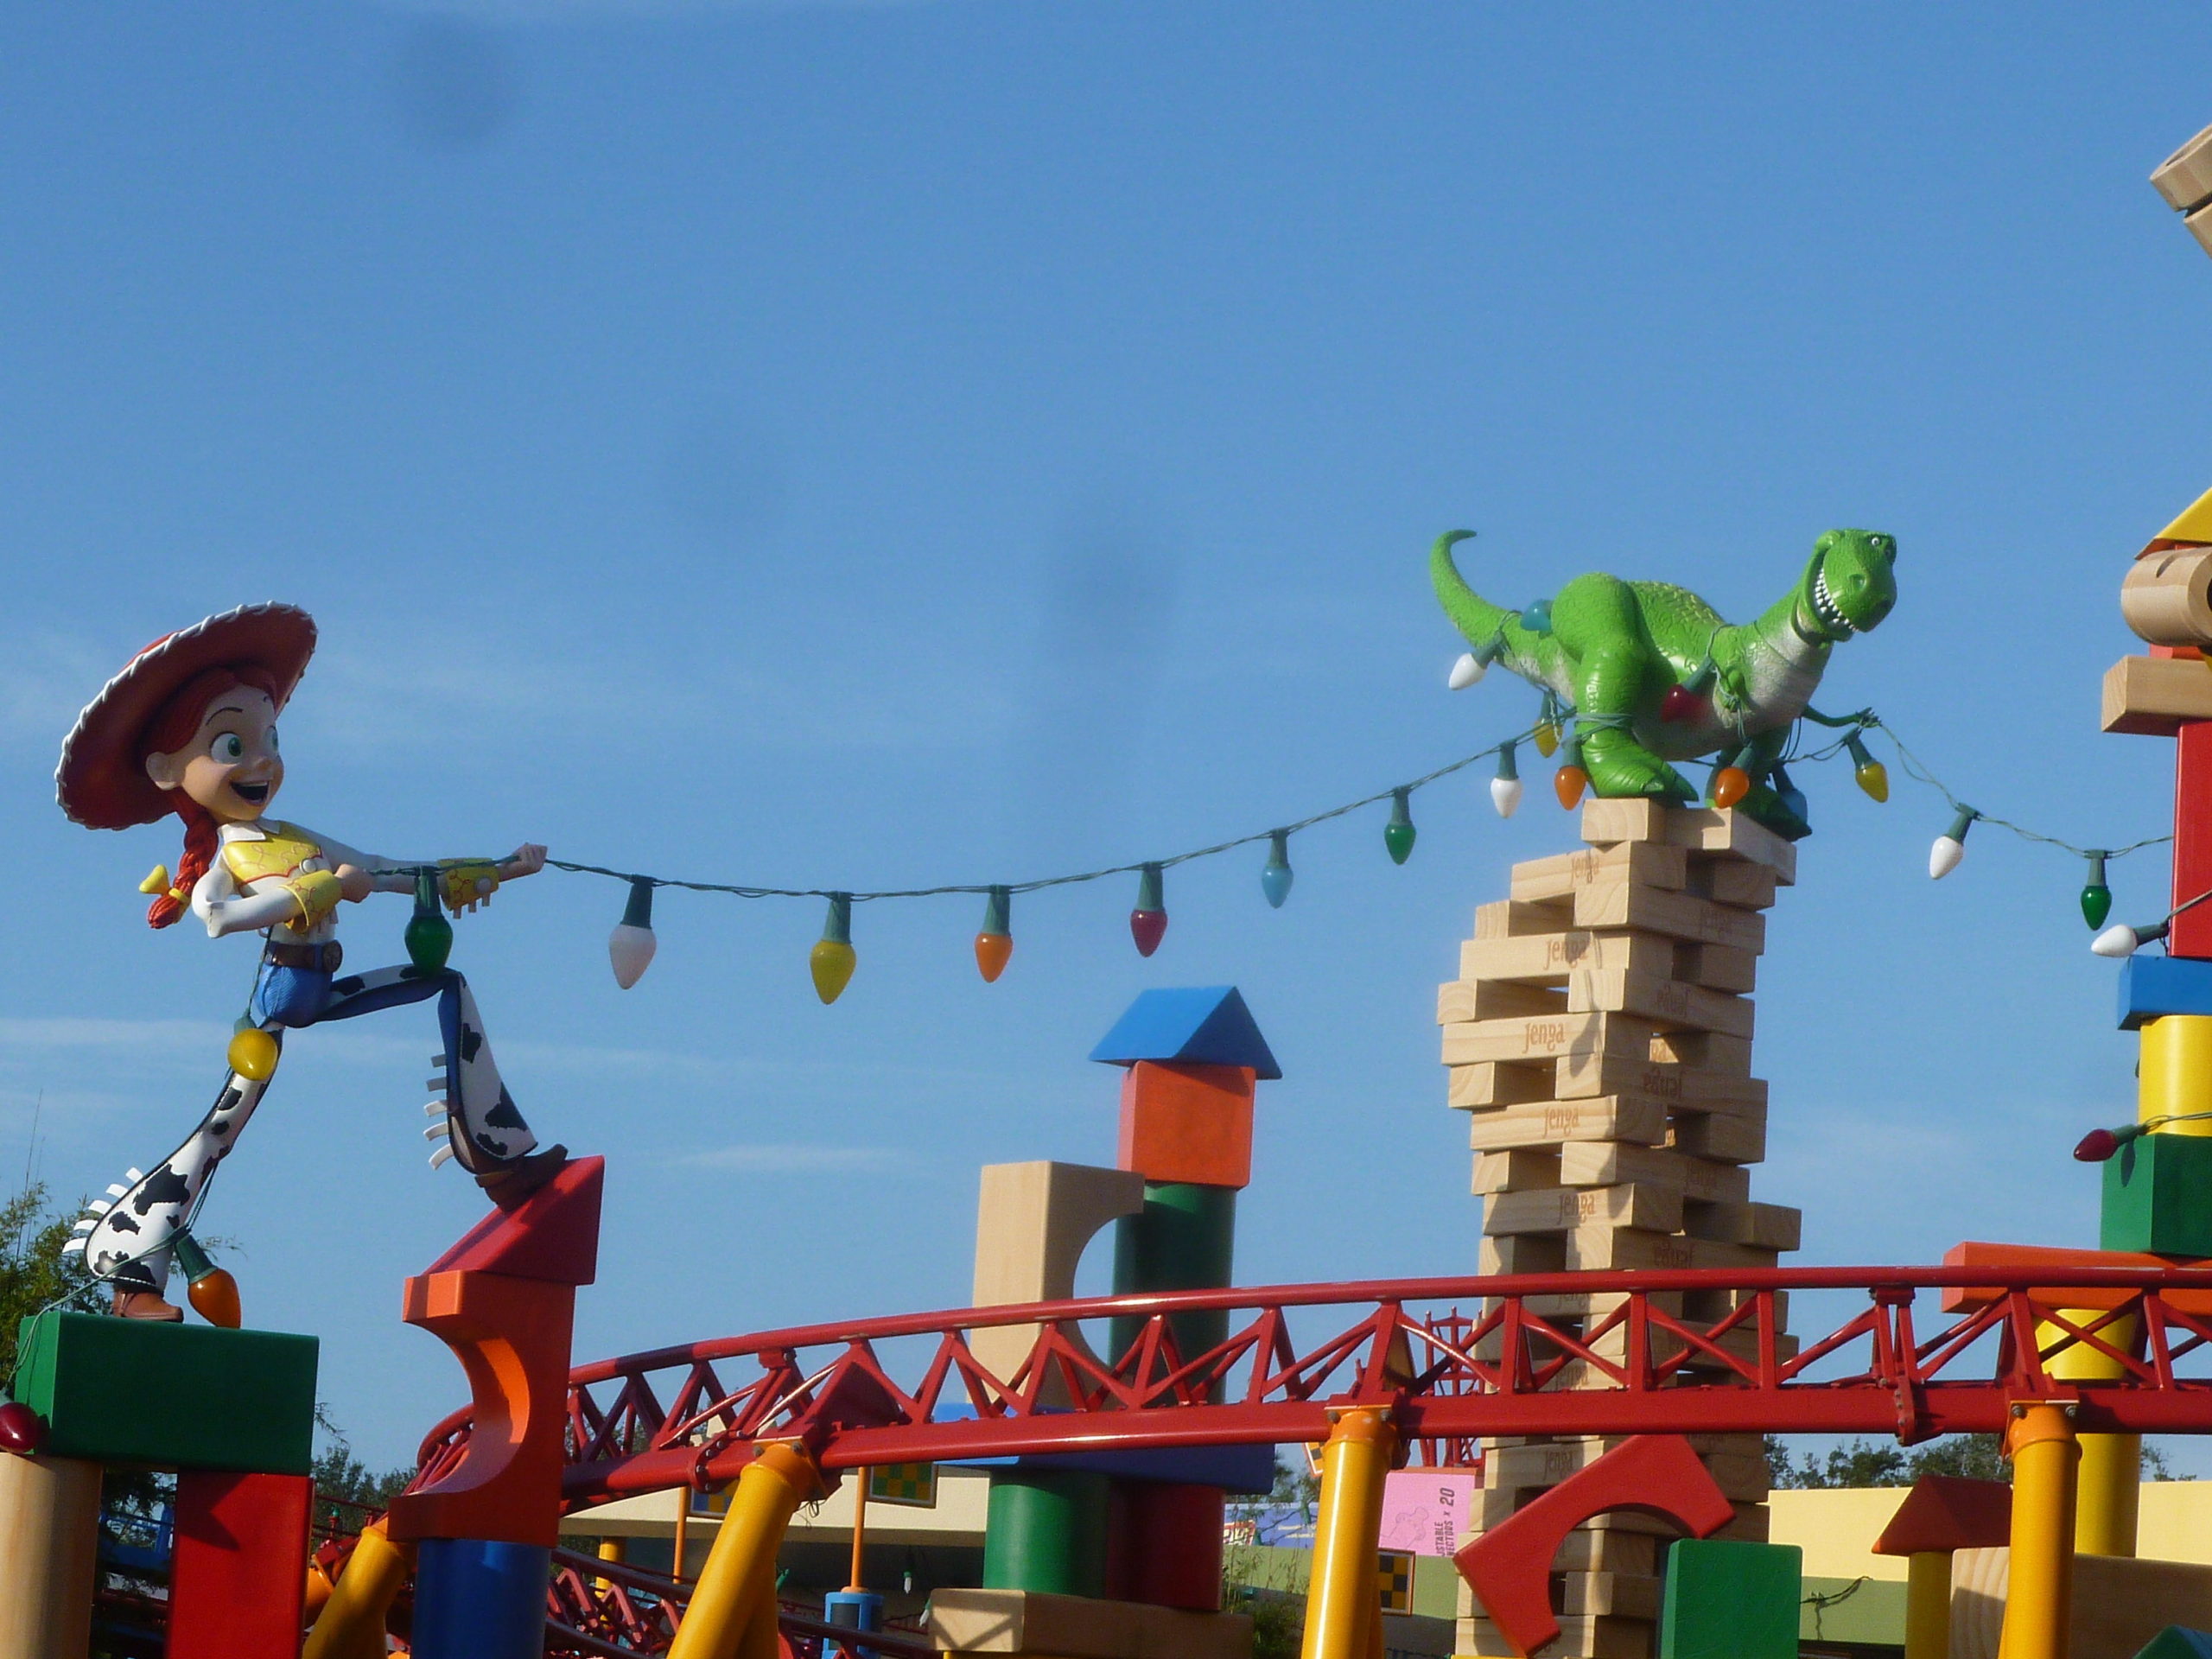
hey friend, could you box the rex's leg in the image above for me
[1552,573,1694,800]
[1733,728,1812,841]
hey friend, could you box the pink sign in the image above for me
[1378,1470,1479,1558]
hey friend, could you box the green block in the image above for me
[2101,1132,2212,1256]
[982,1469,1110,1597]
[14,1311,318,1473]
[2138,1629,2212,1659]
[1660,1539,1801,1659]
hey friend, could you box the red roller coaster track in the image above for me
[408,1262,2212,1511]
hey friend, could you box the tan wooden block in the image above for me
[1459,928,1673,987]
[1472,897,1574,939]
[1561,1572,1664,1621]
[1460,1612,1649,1659]
[1580,798,1797,882]
[1510,841,1686,902]
[1681,1284,1789,1327]
[1563,1225,1778,1273]
[1440,1011,1657,1067]
[1557,1141,1751,1204]
[1669,1108,1767,1165]
[1435,978,1567,1025]
[1686,857,1780,912]
[1566,967,1755,1039]
[1519,1287,1686,1319]
[1583,1321,1801,1377]
[1466,1096,1670,1151]
[1478,1232,1565,1275]
[1649,1029,1753,1073]
[1555,1529,1660,1576]
[1471,1147,1560,1195]
[1446,1060,1555,1110]
[1573,880,1766,953]
[1950,1545,2212,1659]
[2154,121,2212,212]
[2190,200,2212,260]
[1675,941,1758,993]
[930,1590,1143,1658]
[970,1162,1147,1393]
[1453,1617,1519,1658]
[2101,653,2212,736]
[1683,1198,1802,1251]
[1484,1182,1683,1237]
[1581,1500,1768,1541]
[1552,1054,1766,1107]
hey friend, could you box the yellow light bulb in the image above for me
[226,1028,279,1083]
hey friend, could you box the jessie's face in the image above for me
[143,688,284,823]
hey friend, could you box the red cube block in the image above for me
[1117,1062,1255,1189]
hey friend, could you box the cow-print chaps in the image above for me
[72,965,537,1294]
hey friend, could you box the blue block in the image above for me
[2119,957,2212,1030]
[827,1590,886,1659]
[412,1538,550,1659]
[943,1438,1275,1493]
[2137,1630,2212,1659]
[1090,987,1281,1079]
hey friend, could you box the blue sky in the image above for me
[3,3,2211,1471]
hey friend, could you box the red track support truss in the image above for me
[404,1265,2212,1511]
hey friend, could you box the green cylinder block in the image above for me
[982,1470,1111,1596]
[1109,1182,1236,1362]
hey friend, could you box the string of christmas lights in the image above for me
[376,704,2170,1002]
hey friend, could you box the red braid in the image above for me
[137,664,284,931]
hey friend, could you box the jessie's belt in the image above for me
[266,941,342,972]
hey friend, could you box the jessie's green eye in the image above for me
[214,734,245,761]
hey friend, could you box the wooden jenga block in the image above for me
[1471,1148,1561,1194]
[1519,1287,1686,1319]
[1473,898,1574,939]
[1682,1198,1802,1251]
[1676,940,1758,993]
[1460,1612,1649,1658]
[1441,1012,1657,1068]
[1510,841,1688,902]
[1562,1226,1778,1272]
[1687,857,1781,912]
[1669,1108,1767,1165]
[1483,1183,1683,1237]
[1581,1499,1770,1541]
[1436,977,1567,1024]
[1557,1141,1751,1204]
[1563,1572,1665,1621]
[1565,967,1755,1039]
[1467,1096,1670,1150]
[1572,880,1767,954]
[1552,1054,1766,1107]
[1555,1529,1660,1576]
[1649,1029,1754,1073]
[1478,1233,1566,1275]
[1460,928,1675,986]
[1583,1321,1801,1375]
[1580,798,1797,882]
[1447,1060,1555,1109]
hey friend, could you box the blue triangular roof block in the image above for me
[2136,1629,2212,1659]
[1089,986,1281,1080]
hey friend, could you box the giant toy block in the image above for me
[1442,801,1800,1659]
[1656,1539,1801,1659]
[169,1471,315,1659]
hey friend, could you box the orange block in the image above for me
[1941,1240,2212,1313]
[385,1269,575,1548]
[1117,1062,1255,1189]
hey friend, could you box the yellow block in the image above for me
[2139,1016,2212,1128]
[2155,484,2212,549]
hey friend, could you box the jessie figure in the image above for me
[56,602,566,1320]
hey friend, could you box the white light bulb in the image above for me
[609,923,658,989]
[2092,924,2144,959]
[1447,652,1484,690]
[1491,776,1523,818]
[1929,836,1965,880]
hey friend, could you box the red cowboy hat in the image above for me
[55,602,318,830]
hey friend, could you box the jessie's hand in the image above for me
[334,863,376,904]
[500,843,549,880]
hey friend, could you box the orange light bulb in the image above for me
[1711,766,1751,809]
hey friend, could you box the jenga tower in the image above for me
[1439,799,1802,1659]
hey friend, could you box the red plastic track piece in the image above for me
[1453,1434,1732,1657]
[427,1154,604,1285]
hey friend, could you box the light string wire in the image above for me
[382,704,2168,906]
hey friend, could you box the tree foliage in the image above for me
[0,1180,104,1380]
[1766,1433,2183,1488]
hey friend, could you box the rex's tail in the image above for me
[1429,529,1513,647]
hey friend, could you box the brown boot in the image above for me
[111,1287,184,1322]
[474,1144,569,1211]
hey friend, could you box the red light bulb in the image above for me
[2074,1128,2121,1163]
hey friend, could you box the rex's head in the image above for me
[1800,528,1897,641]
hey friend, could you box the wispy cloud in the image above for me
[681,1142,906,1173]
[0,1017,226,1052]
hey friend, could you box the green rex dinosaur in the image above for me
[1431,526,1897,839]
